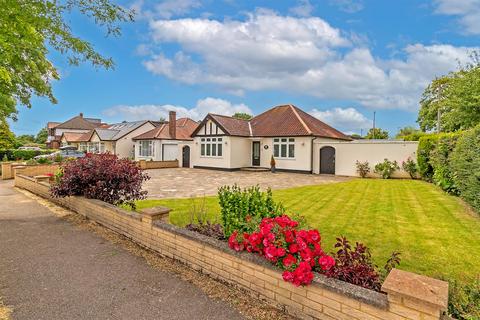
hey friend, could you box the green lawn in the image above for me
[134,179,480,281]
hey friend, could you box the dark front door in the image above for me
[182,146,190,168]
[320,146,335,174]
[252,141,261,166]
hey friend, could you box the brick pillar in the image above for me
[382,269,449,320]
[139,206,171,225]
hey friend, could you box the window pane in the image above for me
[201,138,205,142]
[206,144,211,156]
[274,144,279,157]
[201,144,205,156]
[289,138,294,142]
[207,138,211,142]
[281,144,287,157]
[281,138,287,142]
[217,143,222,156]
[273,138,279,142]
[212,138,216,142]
[288,144,295,158]
[212,143,217,156]
[218,138,222,142]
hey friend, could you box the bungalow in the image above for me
[190,104,418,177]
[190,104,351,173]
[132,111,198,167]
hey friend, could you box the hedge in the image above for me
[450,125,480,212]
[0,149,55,161]
[417,134,440,181]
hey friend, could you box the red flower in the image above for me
[282,254,297,267]
[276,247,286,257]
[308,230,320,242]
[283,230,294,243]
[264,246,278,261]
[288,243,299,253]
[282,271,294,282]
[318,255,335,271]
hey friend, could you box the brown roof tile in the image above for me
[61,131,93,142]
[55,115,104,130]
[133,118,198,140]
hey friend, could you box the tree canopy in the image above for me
[0,0,133,120]
[35,128,48,144]
[0,119,16,149]
[365,128,389,139]
[232,112,253,120]
[418,54,480,132]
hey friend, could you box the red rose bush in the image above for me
[228,215,335,286]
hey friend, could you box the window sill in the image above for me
[200,156,224,159]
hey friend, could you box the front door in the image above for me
[252,141,261,166]
[320,146,335,174]
[182,146,190,168]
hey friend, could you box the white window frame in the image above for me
[138,140,153,157]
[200,137,223,157]
[273,138,295,159]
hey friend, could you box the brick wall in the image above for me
[15,174,449,320]
[2,163,59,180]
[137,160,179,170]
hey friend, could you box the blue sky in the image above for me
[10,0,480,136]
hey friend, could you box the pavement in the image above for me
[144,168,350,198]
[0,180,245,320]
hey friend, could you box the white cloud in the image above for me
[434,0,480,34]
[329,0,364,13]
[131,0,201,20]
[290,0,315,17]
[142,11,477,111]
[103,97,252,121]
[310,107,371,132]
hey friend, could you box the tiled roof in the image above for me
[47,122,60,129]
[251,105,351,140]
[55,115,104,130]
[197,105,351,140]
[133,118,198,140]
[62,131,93,142]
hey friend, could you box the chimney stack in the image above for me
[169,111,176,138]
[79,112,84,118]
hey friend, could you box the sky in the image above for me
[9,0,480,137]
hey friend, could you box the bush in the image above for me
[430,133,460,194]
[0,149,54,161]
[228,215,335,287]
[448,278,480,320]
[450,125,480,212]
[355,160,370,178]
[401,157,418,179]
[417,134,439,181]
[36,157,52,164]
[218,184,285,237]
[374,159,399,179]
[51,153,150,209]
[324,236,401,291]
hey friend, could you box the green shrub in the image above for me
[450,125,480,212]
[374,159,399,179]
[218,184,285,237]
[2,154,8,162]
[401,157,418,179]
[448,278,480,320]
[401,132,428,141]
[36,157,52,164]
[430,133,461,194]
[417,134,439,181]
[0,149,54,161]
[355,160,370,178]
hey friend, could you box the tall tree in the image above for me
[0,118,16,149]
[418,55,480,132]
[35,128,48,144]
[365,128,389,139]
[0,0,133,120]
[232,112,253,120]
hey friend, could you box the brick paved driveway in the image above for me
[143,168,351,198]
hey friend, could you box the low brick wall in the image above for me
[2,163,59,180]
[15,174,449,320]
[137,160,179,170]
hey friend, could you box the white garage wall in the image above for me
[313,140,419,178]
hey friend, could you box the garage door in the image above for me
[163,144,178,161]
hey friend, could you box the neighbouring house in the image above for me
[47,113,106,149]
[132,111,198,167]
[190,104,418,177]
